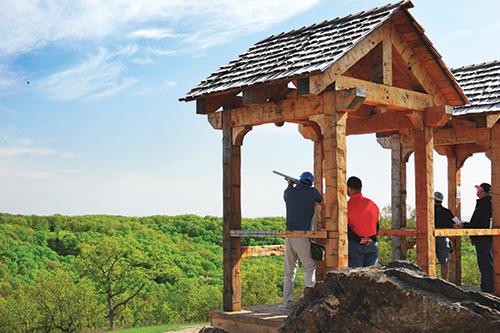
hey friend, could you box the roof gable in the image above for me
[181,1,407,101]
[452,60,500,115]
[181,1,467,107]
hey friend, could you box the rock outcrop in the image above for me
[279,261,500,333]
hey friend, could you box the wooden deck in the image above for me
[210,304,290,333]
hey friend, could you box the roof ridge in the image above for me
[255,1,410,45]
[451,59,500,72]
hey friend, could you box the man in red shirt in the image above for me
[347,176,380,267]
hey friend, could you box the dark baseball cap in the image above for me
[475,183,491,193]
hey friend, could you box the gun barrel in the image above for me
[272,170,299,184]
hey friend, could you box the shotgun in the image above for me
[272,170,300,185]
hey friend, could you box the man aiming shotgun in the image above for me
[274,170,323,309]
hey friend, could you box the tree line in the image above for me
[0,211,479,332]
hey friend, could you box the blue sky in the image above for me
[0,0,499,219]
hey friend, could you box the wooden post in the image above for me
[222,107,242,311]
[491,123,500,296]
[390,134,407,260]
[414,127,436,276]
[320,89,348,269]
[314,139,326,279]
[447,148,462,285]
[382,32,392,86]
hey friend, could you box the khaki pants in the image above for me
[283,237,316,305]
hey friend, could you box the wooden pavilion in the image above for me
[181,1,500,331]
[377,59,500,285]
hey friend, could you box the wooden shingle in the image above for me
[452,60,500,115]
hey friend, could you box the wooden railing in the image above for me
[234,228,500,258]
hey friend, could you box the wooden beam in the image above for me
[316,90,348,268]
[382,30,392,86]
[434,229,500,237]
[378,229,416,237]
[487,113,500,128]
[240,245,284,258]
[398,128,491,151]
[309,23,389,94]
[424,105,453,127]
[390,29,447,105]
[406,111,424,130]
[336,88,367,111]
[434,127,490,146]
[491,123,500,296]
[222,108,242,312]
[298,123,322,142]
[333,75,434,111]
[347,111,415,135]
[206,95,324,130]
[230,230,327,238]
[197,95,241,114]
[232,126,252,146]
[242,83,289,105]
[414,127,436,277]
[447,149,462,285]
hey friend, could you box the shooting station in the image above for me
[180,1,500,332]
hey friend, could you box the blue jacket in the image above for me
[284,182,323,231]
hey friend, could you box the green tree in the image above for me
[0,269,100,333]
[76,236,152,330]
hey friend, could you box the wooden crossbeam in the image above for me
[230,230,327,238]
[197,95,242,114]
[347,111,415,135]
[333,75,433,111]
[207,94,323,130]
[392,128,490,152]
[240,245,284,258]
[434,127,490,146]
[378,229,416,237]
[434,229,500,237]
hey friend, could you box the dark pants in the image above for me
[348,241,378,267]
[474,237,494,292]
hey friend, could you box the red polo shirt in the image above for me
[348,193,379,237]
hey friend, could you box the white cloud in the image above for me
[129,28,176,40]
[38,48,138,100]
[89,77,138,99]
[131,57,155,65]
[1,1,320,98]
[146,47,177,57]
[0,146,57,159]
[0,65,21,96]
[133,79,178,96]
[0,0,320,57]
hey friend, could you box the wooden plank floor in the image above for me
[210,304,291,333]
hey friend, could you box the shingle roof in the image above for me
[180,1,411,101]
[452,60,500,115]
